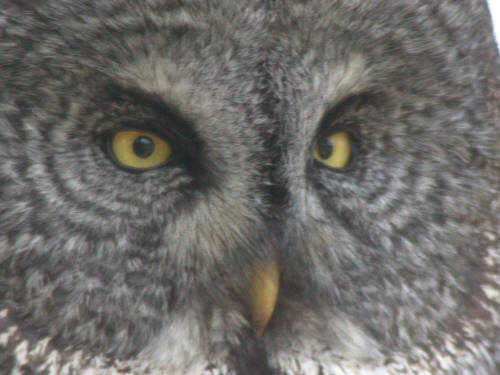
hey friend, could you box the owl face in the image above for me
[0,0,499,374]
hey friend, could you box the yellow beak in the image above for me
[248,260,280,337]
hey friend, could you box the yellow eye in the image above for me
[313,132,352,169]
[110,130,172,170]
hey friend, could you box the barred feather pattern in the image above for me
[0,0,499,374]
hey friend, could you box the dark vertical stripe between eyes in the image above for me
[255,59,289,211]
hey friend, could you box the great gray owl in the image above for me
[0,0,499,374]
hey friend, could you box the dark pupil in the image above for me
[133,136,155,158]
[316,137,333,159]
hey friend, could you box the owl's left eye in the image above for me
[313,131,352,169]
[108,130,172,171]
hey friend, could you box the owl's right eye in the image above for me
[107,130,172,171]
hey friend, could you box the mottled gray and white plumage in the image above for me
[0,1,499,374]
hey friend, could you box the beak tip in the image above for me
[248,261,279,337]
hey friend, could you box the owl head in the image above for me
[0,0,499,374]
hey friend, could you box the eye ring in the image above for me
[312,131,354,170]
[106,129,172,172]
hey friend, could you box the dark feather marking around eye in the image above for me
[255,61,290,212]
[99,82,198,143]
[316,92,381,135]
[310,93,380,177]
[95,82,215,189]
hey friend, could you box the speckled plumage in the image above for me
[0,1,499,374]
